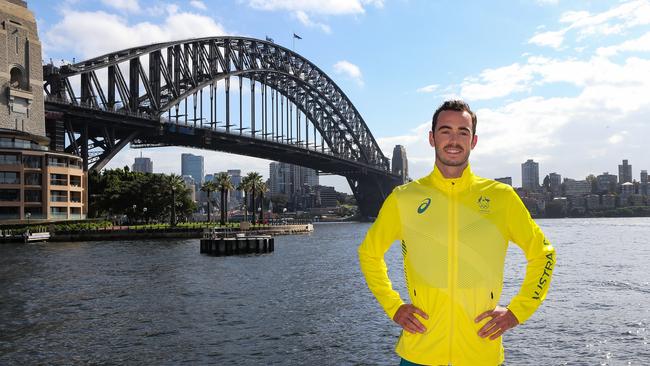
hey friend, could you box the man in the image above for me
[358,100,555,365]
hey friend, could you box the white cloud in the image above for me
[294,10,332,33]
[531,0,650,49]
[596,31,650,56]
[416,84,439,93]
[101,0,140,12]
[43,8,228,60]
[247,0,366,15]
[528,30,566,49]
[459,63,534,101]
[333,60,364,86]
[189,1,208,11]
[608,132,626,144]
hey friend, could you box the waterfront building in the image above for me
[549,173,562,195]
[316,185,338,208]
[629,194,644,207]
[564,179,591,197]
[181,153,204,186]
[494,177,512,186]
[641,170,648,196]
[392,145,408,184]
[521,159,539,191]
[585,194,600,210]
[618,159,632,184]
[596,172,617,194]
[642,170,648,183]
[601,194,616,209]
[0,0,86,222]
[132,156,153,173]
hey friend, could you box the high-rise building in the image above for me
[181,153,204,186]
[618,159,632,184]
[494,177,512,186]
[182,175,196,202]
[563,179,591,197]
[596,172,617,193]
[227,169,242,202]
[641,170,648,196]
[521,159,539,191]
[132,156,153,173]
[641,170,648,183]
[549,173,562,194]
[392,145,408,184]
[268,162,319,208]
[0,1,86,222]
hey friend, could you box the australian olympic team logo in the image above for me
[417,198,431,214]
[478,196,490,210]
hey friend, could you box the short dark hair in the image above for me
[431,99,477,135]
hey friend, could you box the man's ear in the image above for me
[471,134,478,150]
[429,130,435,148]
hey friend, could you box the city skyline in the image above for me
[33,0,650,192]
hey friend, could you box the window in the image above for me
[24,190,42,202]
[0,206,19,219]
[24,207,43,219]
[70,191,82,203]
[70,207,82,219]
[0,189,20,201]
[69,159,83,169]
[50,173,67,186]
[70,175,82,187]
[47,156,67,167]
[23,155,42,168]
[0,154,20,165]
[24,173,42,185]
[0,172,19,184]
[50,206,67,218]
[50,190,68,202]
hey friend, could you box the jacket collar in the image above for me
[425,163,475,192]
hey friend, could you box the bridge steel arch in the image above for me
[43,36,403,218]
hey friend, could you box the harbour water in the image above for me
[1,218,648,365]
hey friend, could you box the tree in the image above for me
[214,172,235,225]
[248,172,264,223]
[166,174,185,226]
[201,180,218,223]
[586,174,597,194]
[237,174,252,222]
[257,181,269,223]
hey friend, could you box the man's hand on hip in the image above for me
[475,305,520,340]
[393,304,428,334]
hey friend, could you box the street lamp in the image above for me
[26,212,31,225]
[132,204,137,225]
[143,207,148,225]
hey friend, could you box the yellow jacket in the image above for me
[358,165,555,365]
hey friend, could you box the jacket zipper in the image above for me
[448,181,457,364]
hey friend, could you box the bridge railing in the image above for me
[45,95,391,173]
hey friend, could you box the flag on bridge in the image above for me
[293,33,302,40]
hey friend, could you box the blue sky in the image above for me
[30,0,650,192]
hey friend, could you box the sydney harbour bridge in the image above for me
[42,36,404,218]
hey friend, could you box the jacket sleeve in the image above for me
[358,190,404,319]
[505,188,556,324]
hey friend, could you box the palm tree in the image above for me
[201,180,218,223]
[214,172,235,225]
[237,174,253,222]
[166,173,185,227]
[244,172,263,223]
[258,181,269,223]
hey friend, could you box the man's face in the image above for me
[429,110,478,168]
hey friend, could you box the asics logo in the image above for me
[417,198,431,214]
